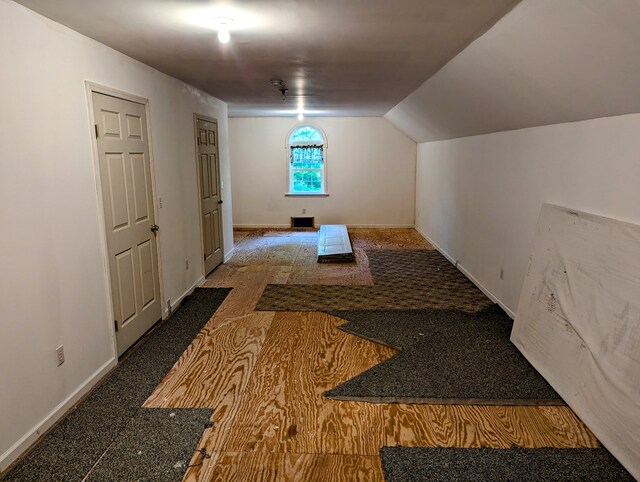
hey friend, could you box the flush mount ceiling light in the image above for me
[183,8,266,33]
[213,17,233,43]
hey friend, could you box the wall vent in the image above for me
[291,216,314,228]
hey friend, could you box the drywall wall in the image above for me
[229,117,416,227]
[386,0,640,142]
[0,0,233,470]
[415,113,640,316]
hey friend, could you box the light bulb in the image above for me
[297,112,304,121]
[218,26,230,44]
[213,17,233,44]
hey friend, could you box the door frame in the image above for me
[193,113,225,276]
[85,81,165,359]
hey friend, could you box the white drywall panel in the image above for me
[512,204,640,479]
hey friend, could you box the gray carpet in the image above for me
[325,306,562,405]
[380,446,634,482]
[4,288,230,482]
[86,408,213,482]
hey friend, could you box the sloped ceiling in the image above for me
[385,0,640,142]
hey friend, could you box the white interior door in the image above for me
[92,92,161,356]
[196,117,223,274]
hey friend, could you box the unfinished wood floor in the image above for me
[144,228,598,481]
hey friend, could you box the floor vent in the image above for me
[291,216,314,228]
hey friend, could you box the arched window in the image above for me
[287,125,326,195]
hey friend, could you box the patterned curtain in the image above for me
[290,146,323,192]
[290,145,323,168]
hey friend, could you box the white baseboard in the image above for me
[414,226,516,319]
[233,223,415,229]
[233,224,290,229]
[0,271,219,475]
[162,275,206,319]
[345,224,415,228]
[0,358,116,474]
[223,247,235,262]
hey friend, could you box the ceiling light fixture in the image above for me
[270,79,289,100]
[213,17,233,44]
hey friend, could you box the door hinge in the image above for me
[94,124,99,138]
[114,319,118,332]
[197,138,201,145]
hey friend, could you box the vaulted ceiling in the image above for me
[13,0,519,116]
[386,0,640,141]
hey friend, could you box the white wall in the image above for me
[0,0,233,470]
[386,0,640,142]
[416,113,640,316]
[229,117,416,227]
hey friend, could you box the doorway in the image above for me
[195,115,224,275]
[91,89,162,356]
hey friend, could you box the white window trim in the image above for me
[285,124,329,197]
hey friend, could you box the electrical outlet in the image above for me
[159,197,163,208]
[56,345,65,366]
[500,268,504,280]
[185,259,189,270]
[302,208,306,215]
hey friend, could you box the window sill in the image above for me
[285,192,329,197]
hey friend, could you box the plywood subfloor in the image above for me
[145,228,598,481]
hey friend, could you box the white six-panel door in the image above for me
[196,117,223,274]
[92,92,161,356]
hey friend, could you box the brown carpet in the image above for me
[256,249,492,312]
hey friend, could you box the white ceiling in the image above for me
[13,0,519,117]
[386,0,640,142]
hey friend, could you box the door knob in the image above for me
[218,200,224,204]
[151,224,160,233]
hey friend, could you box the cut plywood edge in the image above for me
[317,225,354,263]
[512,204,640,480]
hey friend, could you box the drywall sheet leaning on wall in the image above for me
[512,204,640,479]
